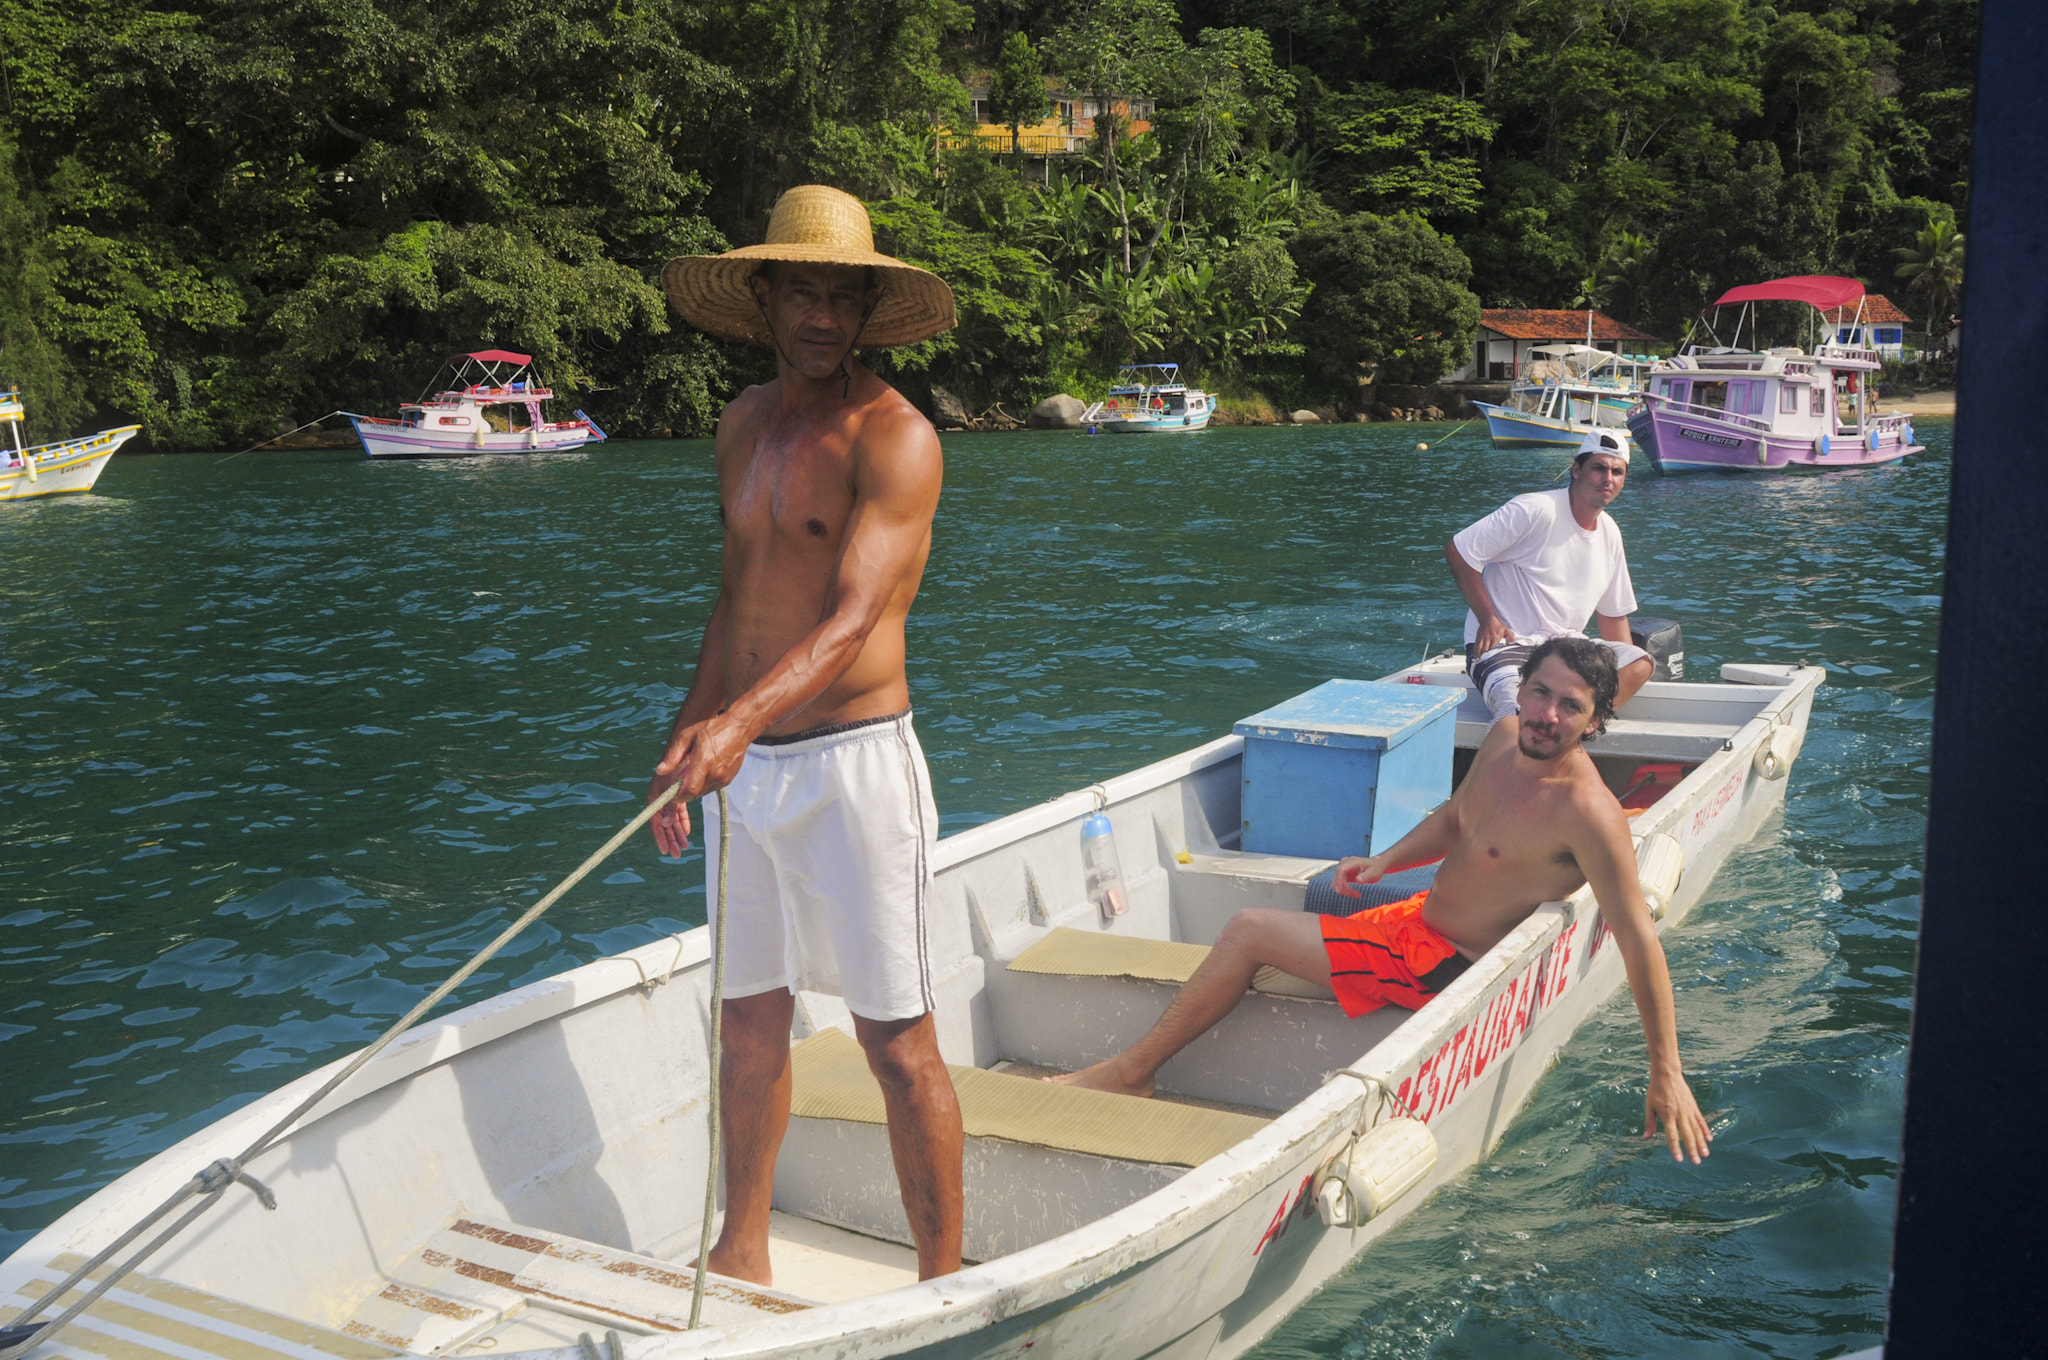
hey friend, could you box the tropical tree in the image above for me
[1894,217,1965,354]
[988,32,1050,156]
[1050,0,1186,274]
[1289,211,1481,391]
[1325,86,1495,219]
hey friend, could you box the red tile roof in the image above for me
[1825,294,1915,326]
[1479,310,1661,342]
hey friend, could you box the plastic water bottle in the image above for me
[1081,811,1129,919]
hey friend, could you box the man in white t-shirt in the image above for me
[1446,430,1653,721]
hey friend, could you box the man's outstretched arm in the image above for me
[1571,800,1713,1163]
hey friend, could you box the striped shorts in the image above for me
[1467,636,1650,721]
[1320,890,1472,1017]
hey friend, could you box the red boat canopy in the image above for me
[1711,276,1865,311]
[457,349,532,365]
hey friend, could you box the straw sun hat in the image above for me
[662,185,956,349]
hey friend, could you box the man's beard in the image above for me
[1517,719,1577,760]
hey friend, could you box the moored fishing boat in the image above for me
[1471,344,1650,453]
[0,658,1820,1360]
[1628,277,1923,474]
[345,351,607,460]
[1082,364,1214,432]
[0,387,141,502]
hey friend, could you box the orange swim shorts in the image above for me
[1319,890,1472,1017]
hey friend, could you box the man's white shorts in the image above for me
[1467,635,1651,721]
[702,710,937,1021]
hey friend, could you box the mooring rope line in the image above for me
[220,410,350,462]
[688,788,730,1329]
[0,782,688,1360]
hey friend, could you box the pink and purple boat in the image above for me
[1628,276,1923,474]
[345,350,606,459]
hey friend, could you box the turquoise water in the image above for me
[0,424,1944,1356]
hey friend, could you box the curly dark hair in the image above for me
[1519,636,1620,737]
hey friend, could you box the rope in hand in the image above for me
[0,783,687,1360]
[688,787,730,1329]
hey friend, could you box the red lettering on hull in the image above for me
[1692,769,1744,838]
[1253,1174,1318,1255]
[1404,918,1582,1123]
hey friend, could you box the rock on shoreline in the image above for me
[1028,394,1088,429]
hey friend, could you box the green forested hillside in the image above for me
[0,0,1975,447]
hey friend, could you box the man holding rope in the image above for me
[648,185,961,1283]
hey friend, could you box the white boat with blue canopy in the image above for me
[1471,344,1650,452]
[1082,364,1214,432]
[0,658,1820,1360]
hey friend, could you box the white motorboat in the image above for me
[0,658,1820,1360]
[345,351,607,459]
[1471,344,1648,453]
[0,387,140,502]
[1082,365,1214,432]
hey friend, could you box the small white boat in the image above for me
[346,351,607,459]
[0,659,1820,1360]
[0,387,140,502]
[1083,364,1214,432]
[1471,344,1649,452]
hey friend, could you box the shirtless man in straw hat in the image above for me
[647,185,962,1282]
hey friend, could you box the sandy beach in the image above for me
[1883,389,1957,416]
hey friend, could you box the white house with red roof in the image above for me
[1821,294,1914,358]
[1445,309,1664,382]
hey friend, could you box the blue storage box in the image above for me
[1234,679,1461,859]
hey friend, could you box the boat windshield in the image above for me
[1525,345,1651,387]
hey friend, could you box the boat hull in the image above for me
[1472,401,1594,448]
[1098,410,1213,433]
[0,664,1822,1360]
[348,416,599,459]
[1629,400,1921,474]
[1,426,140,501]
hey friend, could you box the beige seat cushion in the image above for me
[789,1028,1268,1168]
[1005,926,1337,1001]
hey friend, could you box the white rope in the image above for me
[0,784,685,1360]
[220,411,347,461]
[688,787,730,1329]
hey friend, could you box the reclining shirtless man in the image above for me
[1053,636,1713,1164]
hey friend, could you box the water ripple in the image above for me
[0,425,1946,1357]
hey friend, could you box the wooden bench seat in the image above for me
[11,1253,401,1360]
[341,1215,811,1354]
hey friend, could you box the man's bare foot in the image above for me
[1046,1058,1155,1099]
[700,1241,772,1287]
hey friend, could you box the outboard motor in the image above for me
[1631,616,1684,680]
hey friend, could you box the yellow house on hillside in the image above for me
[947,77,1155,156]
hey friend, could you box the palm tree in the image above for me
[1895,219,1965,356]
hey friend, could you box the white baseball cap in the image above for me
[1576,429,1630,464]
